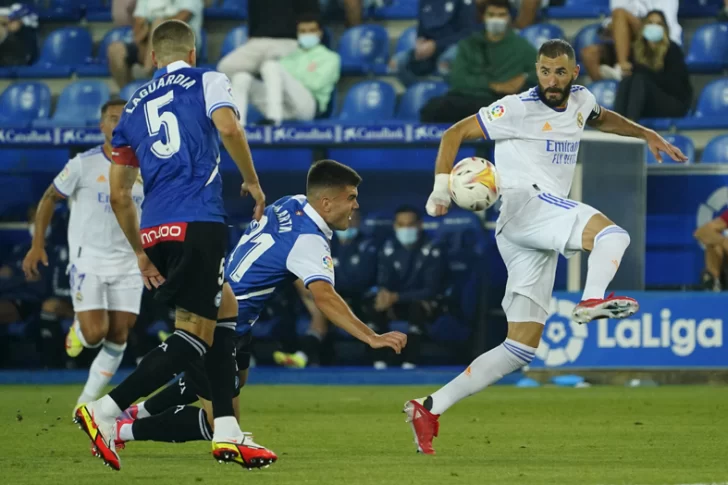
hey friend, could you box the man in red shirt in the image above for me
[694,210,728,291]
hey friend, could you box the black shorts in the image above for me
[184,332,253,401]
[142,221,228,321]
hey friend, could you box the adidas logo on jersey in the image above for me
[542,122,552,132]
[96,174,107,183]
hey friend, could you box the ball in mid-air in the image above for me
[448,157,499,211]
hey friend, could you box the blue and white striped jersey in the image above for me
[226,195,335,333]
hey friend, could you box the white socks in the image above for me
[77,341,126,405]
[135,401,151,419]
[213,416,244,442]
[429,339,536,415]
[118,422,134,442]
[582,226,631,301]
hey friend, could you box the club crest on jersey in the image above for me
[490,105,506,119]
[577,112,584,129]
[75,291,83,302]
[322,255,334,271]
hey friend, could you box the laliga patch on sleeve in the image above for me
[490,104,506,119]
[58,165,70,181]
[322,255,334,272]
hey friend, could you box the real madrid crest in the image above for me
[576,112,584,129]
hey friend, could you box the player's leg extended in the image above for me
[572,213,638,323]
[66,310,107,358]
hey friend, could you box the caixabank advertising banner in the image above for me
[529,292,726,369]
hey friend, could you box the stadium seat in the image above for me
[337,25,389,75]
[36,0,82,21]
[396,81,448,120]
[676,79,728,129]
[32,81,110,128]
[205,0,248,20]
[588,80,618,110]
[337,80,396,121]
[679,0,722,18]
[198,29,208,64]
[0,82,52,128]
[16,27,92,78]
[76,26,132,77]
[119,80,149,102]
[701,135,728,163]
[395,26,417,54]
[573,23,602,63]
[685,23,728,73]
[370,0,419,19]
[548,0,608,19]
[85,0,113,21]
[520,23,565,50]
[220,26,249,59]
[645,134,694,164]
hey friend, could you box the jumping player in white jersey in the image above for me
[22,99,144,415]
[403,39,688,454]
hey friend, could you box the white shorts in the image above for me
[69,266,143,314]
[496,191,601,324]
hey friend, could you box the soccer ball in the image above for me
[449,157,499,211]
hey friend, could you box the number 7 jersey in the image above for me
[111,60,238,229]
[227,195,336,330]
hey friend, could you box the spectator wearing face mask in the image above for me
[613,9,691,121]
[365,206,447,370]
[232,13,340,125]
[420,0,538,123]
[0,3,38,67]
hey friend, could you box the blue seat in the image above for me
[361,211,393,244]
[573,23,602,63]
[76,26,132,77]
[338,80,396,121]
[547,0,608,19]
[679,0,723,18]
[205,0,247,20]
[685,23,728,73]
[370,0,418,19]
[16,27,92,78]
[119,80,149,102]
[396,81,448,120]
[32,81,110,128]
[520,23,565,50]
[337,25,389,75]
[645,134,694,164]
[675,79,728,129]
[396,26,417,54]
[220,26,248,59]
[701,135,728,163]
[37,0,82,21]
[0,82,51,128]
[588,79,618,110]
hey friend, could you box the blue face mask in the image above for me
[642,24,664,42]
[298,33,321,50]
[395,227,419,246]
[335,228,359,241]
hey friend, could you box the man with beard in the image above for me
[402,39,689,455]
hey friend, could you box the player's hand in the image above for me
[137,252,165,290]
[426,190,451,217]
[619,61,633,77]
[241,181,266,222]
[646,130,689,163]
[367,331,408,354]
[22,246,48,281]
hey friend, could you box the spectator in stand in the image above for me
[112,0,137,26]
[508,0,551,29]
[420,0,537,123]
[107,0,204,88]
[694,210,728,292]
[720,0,728,21]
[232,13,340,125]
[595,0,681,81]
[388,0,477,86]
[0,3,38,67]
[273,210,378,367]
[319,0,362,28]
[366,206,446,369]
[613,10,691,121]
[217,0,319,91]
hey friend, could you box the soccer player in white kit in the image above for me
[23,99,144,414]
[403,39,688,454]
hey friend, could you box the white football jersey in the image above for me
[53,146,144,276]
[476,85,600,199]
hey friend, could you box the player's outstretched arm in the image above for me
[212,107,265,221]
[586,107,688,163]
[427,115,485,217]
[307,280,407,354]
[22,184,64,280]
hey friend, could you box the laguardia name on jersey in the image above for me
[226,195,335,333]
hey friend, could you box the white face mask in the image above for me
[298,33,321,49]
[485,18,508,35]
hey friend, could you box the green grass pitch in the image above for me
[1,384,727,485]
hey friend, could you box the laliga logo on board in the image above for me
[536,298,587,367]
